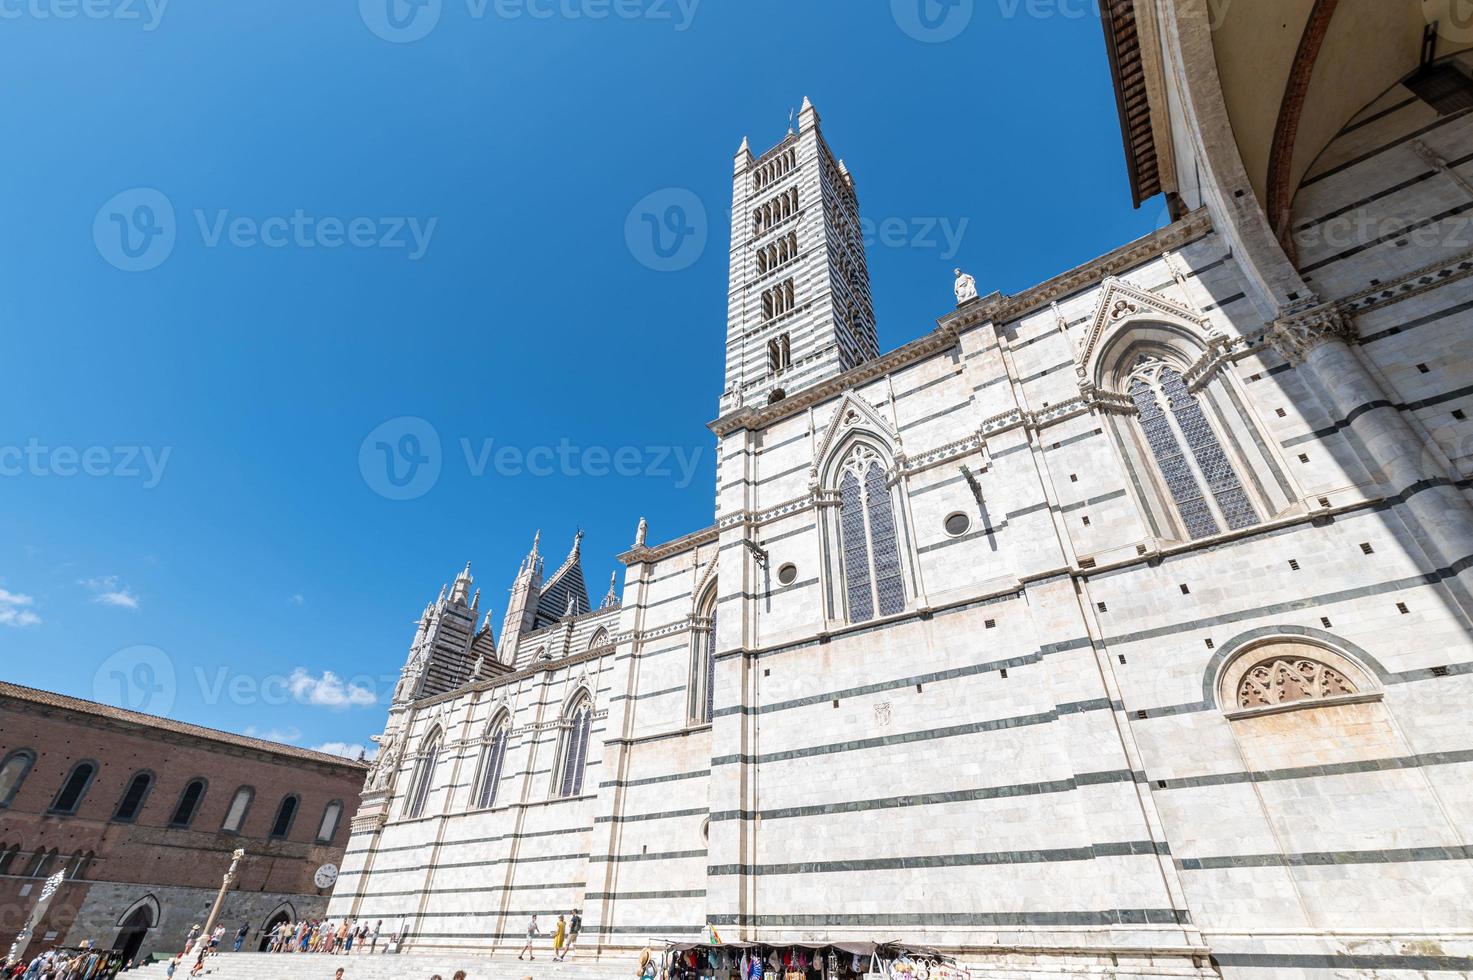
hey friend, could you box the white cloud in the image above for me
[287,668,378,709]
[288,593,305,607]
[244,725,302,744]
[0,589,41,628]
[312,741,376,761]
[80,576,140,610]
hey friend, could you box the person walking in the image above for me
[552,914,566,961]
[369,921,382,955]
[234,923,249,953]
[516,914,539,960]
[559,908,581,960]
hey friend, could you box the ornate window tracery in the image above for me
[404,730,442,819]
[837,444,905,623]
[1126,357,1259,540]
[690,588,717,724]
[473,719,510,810]
[1236,657,1356,709]
[555,694,592,798]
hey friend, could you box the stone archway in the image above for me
[112,903,154,964]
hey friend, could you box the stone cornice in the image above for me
[939,208,1213,336]
[618,522,720,566]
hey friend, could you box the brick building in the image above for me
[0,681,366,963]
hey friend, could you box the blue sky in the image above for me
[0,0,1161,756]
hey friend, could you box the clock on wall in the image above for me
[313,864,339,890]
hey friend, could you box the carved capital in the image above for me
[1269,302,1356,363]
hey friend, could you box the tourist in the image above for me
[369,921,382,955]
[559,909,581,960]
[334,970,344,980]
[234,922,249,952]
[453,972,467,980]
[516,914,539,960]
[337,919,351,954]
[552,914,565,961]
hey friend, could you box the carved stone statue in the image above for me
[633,516,648,549]
[366,733,400,793]
[953,268,977,305]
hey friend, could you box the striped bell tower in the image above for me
[719,98,878,414]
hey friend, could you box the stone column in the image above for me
[1271,302,1473,614]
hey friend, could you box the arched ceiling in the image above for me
[1210,0,1473,210]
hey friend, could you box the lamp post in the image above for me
[198,849,245,957]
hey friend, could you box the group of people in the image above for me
[264,918,388,955]
[2,944,126,980]
[515,910,582,962]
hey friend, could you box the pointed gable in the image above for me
[535,532,590,628]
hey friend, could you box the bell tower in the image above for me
[720,98,878,414]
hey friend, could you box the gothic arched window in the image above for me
[404,730,442,819]
[690,588,717,724]
[112,771,153,824]
[269,794,299,839]
[316,800,344,843]
[221,786,254,834]
[0,750,36,808]
[554,694,593,798]
[168,778,207,828]
[50,761,98,815]
[837,444,906,623]
[473,717,510,810]
[1126,358,1259,540]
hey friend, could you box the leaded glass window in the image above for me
[474,724,509,809]
[557,699,592,798]
[704,606,717,722]
[837,445,905,623]
[404,731,441,819]
[1127,359,1258,540]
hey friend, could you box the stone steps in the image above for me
[125,952,629,980]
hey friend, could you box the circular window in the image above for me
[777,563,798,586]
[944,512,971,537]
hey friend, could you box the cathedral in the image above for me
[329,4,1473,977]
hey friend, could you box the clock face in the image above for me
[314,864,339,889]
